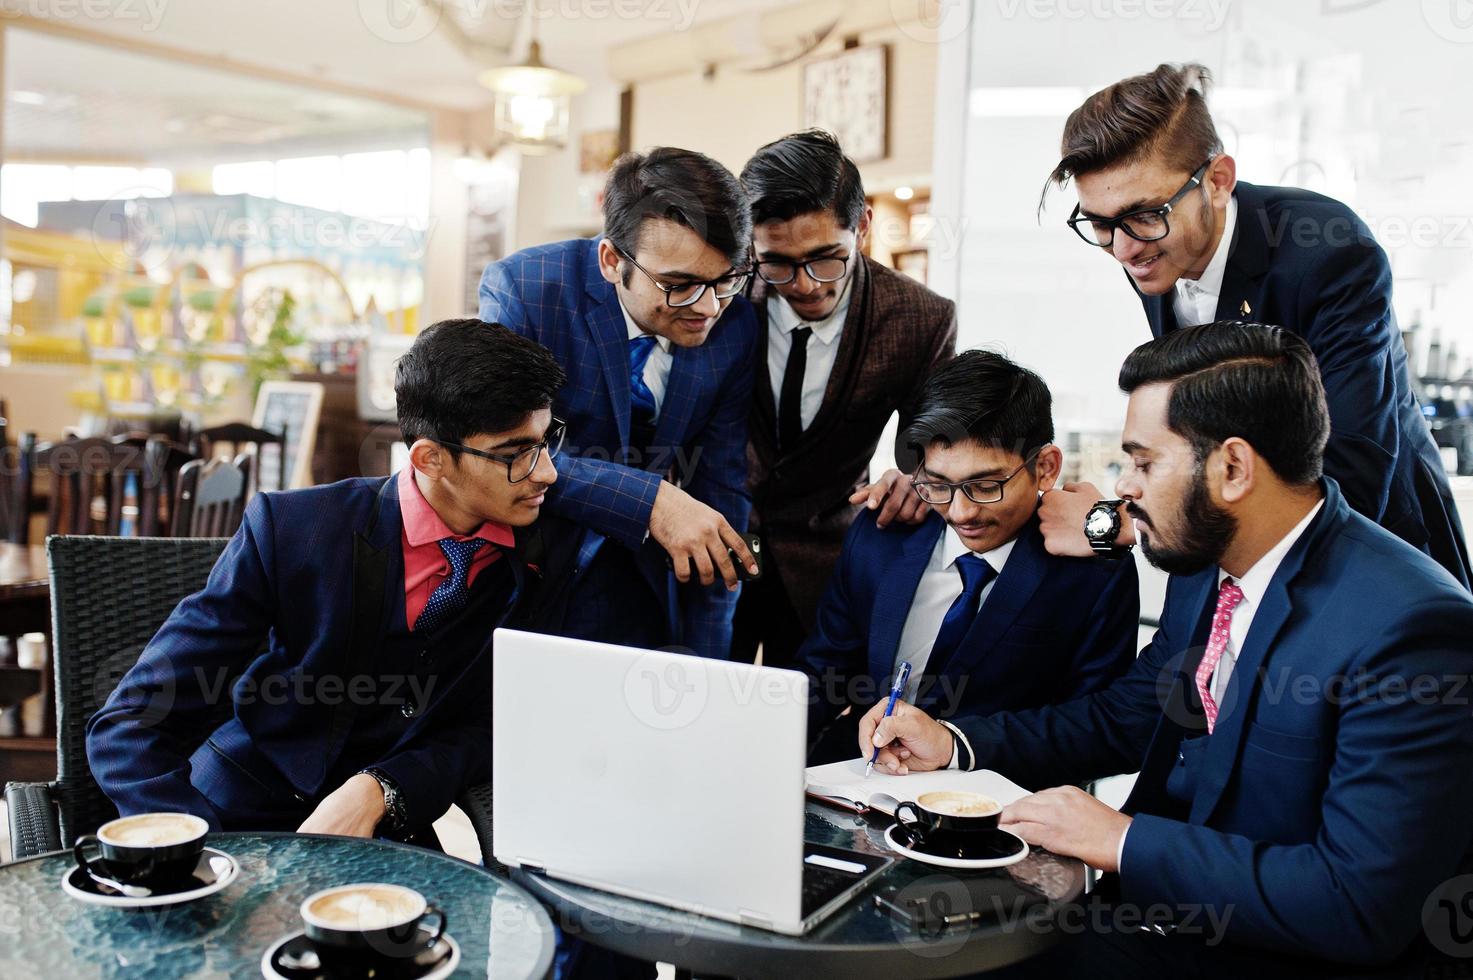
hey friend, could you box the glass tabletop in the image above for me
[514,801,1087,978]
[0,832,555,979]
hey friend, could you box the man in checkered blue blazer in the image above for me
[479,147,759,661]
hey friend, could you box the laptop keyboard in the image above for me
[801,862,861,919]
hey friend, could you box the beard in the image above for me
[1129,465,1236,576]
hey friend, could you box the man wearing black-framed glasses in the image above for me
[798,350,1137,763]
[1036,62,1470,591]
[733,130,957,672]
[89,319,566,845]
[478,146,760,663]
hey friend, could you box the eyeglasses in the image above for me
[615,246,750,309]
[754,254,851,286]
[439,418,566,484]
[1066,161,1211,248]
[911,447,1044,506]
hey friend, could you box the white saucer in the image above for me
[884,823,1030,870]
[260,930,460,980]
[62,846,239,908]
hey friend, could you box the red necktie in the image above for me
[1195,579,1245,733]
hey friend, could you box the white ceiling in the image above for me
[2,0,797,163]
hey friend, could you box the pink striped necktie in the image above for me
[1195,579,1245,733]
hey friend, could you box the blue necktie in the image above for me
[414,537,487,633]
[629,334,658,426]
[925,553,997,679]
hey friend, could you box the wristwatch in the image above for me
[360,767,407,832]
[1084,498,1132,558]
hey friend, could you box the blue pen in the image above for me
[866,661,912,779]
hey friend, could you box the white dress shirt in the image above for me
[895,524,1016,702]
[619,298,673,420]
[1171,194,1237,327]
[1110,496,1325,871]
[766,276,853,432]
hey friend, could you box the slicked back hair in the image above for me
[1042,62,1224,212]
[902,350,1054,470]
[602,146,751,269]
[396,318,567,459]
[1118,322,1329,486]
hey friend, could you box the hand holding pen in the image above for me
[865,661,912,779]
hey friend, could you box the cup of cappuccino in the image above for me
[73,812,209,886]
[894,791,1003,846]
[300,883,446,965]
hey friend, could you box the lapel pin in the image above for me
[1239,300,1252,317]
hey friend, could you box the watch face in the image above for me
[1086,508,1117,538]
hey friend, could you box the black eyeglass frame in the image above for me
[614,246,750,309]
[753,251,854,286]
[911,446,1046,506]
[438,417,566,484]
[1066,160,1212,248]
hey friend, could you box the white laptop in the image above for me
[491,629,893,935]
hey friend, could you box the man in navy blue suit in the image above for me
[801,350,1138,761]
[1036,63,1471,591]
[862,324,1473,976]
[479,147,759,661]
[88,320,567,841]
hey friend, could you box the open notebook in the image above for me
[805,758,1031,816]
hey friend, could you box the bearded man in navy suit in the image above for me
[863,324,1473,977]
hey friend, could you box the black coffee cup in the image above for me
[894,791,1003,848]
[300,883,447,966]
[73,812,209,887]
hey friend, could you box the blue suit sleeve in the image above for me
[1119,595,1473,964]
[1296,235,1401,525]
[798,515,873,732]
[479,255,663,549]
[952,611,1169,790]
[85,495,279,829]
[1057,556,1141,701]
[372,713,491,833]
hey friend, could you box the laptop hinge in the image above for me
[738,910,774,930]
[519,863,547,876]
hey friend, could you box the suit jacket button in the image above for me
[401,700,417,718]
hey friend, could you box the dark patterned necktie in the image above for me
[414,537,487,633]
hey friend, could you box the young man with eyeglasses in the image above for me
[800,350,1137,761]
[478,147,759,661]
[1034,62,1471,590]
[734,130,957,670]
[89,320,566,843]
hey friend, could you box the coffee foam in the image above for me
[918,791,1001,817]
[99,813,206,847]
[307,885,423,930]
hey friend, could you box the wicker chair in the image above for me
[4,535,229,858]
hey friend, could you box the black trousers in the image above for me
[730,542,807,669]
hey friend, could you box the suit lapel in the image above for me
[868,514,945,680]
[749,281,778,448]
[1189,489,1337,824]
[943,516,1047,677]
[1139,279,1179,337]
[1213,183,1272,323]
[583,251,633,449]
[651,344,706,463]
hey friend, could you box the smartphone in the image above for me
[729,531,763,582]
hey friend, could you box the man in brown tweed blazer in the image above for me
[732,130,957,668]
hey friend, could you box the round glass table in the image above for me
[0,832,555,979]
[514,801,1087,978]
